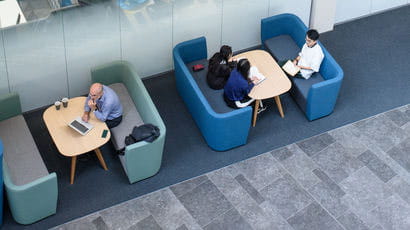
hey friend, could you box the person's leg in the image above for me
[223,94,239,109]
[106,115,123,129]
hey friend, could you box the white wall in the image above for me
[0,0,312,111]
[336,0,408,23]
[309,0,337,33]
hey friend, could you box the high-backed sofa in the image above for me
[173,37,252,151]
[91,61,166,184]
[0,93,58,225]
[261,13,344,121]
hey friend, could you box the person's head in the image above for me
[220,45,233,61]
[237,59,251,80]
[306,29,319,47]
[89,83,103,101]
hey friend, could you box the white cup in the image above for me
[54,101,61,110]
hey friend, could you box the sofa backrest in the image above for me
[0,93,22,122]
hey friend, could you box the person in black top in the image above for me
[206,45,237,90]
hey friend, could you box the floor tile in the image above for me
[99,198,150,229]
[354,114,408,152]
[340,167,393,212]
[203,208,252,230]
[177,179,233,227]
[308,169,348,217]
[385,108,410,127]
[271,146,294,161]
[296,133,335,156]
[358,150,396,182]
[142,188,201,229]
[259,201,295,230]
[279,144,320,189]
[312,142,364,183]
[387,137,410,173]
[387,176,410,204]
[370,194,410,230]
[337,211,370,230]
[259,174,313,219]
[234,152,283,190]
[128,215,162,230]
[170,175,208,198]
[287,202,344,230]
[328,124,368,157]
[235,174,265,204]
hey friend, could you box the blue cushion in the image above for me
[186,60,235,114]
[289,73,324,112]
[264,35,299,61]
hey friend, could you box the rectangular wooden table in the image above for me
[234,50,291,126]
[43,97,110,184]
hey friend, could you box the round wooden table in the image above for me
[43,97,111,184]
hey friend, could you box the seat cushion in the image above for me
[0,115,49,186]
[264,35,300,61]
[109,83,144,151]
[186,59,235,114]
[289,72,325,111]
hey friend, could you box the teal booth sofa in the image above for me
[173,37,252,151]
[0,93,58,225]
[261,14,344,121]
[91,61,166,184]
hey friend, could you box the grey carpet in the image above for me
[2,5,409,229]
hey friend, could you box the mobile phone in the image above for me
[101,129,108,138]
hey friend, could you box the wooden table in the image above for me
[234,50,291,127]
[43,97,110,184]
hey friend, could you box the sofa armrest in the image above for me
[306,77,343,121]
[123,132,165,184]
[0,93,22,121]
[3,163,57,225]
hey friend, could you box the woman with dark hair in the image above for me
[223,59,260,109]
[206,45,236,90]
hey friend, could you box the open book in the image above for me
[249,66,266,85]
[282,60,300,76]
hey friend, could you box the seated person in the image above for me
[207,45,237,90]
[223,59,262,109]
[82,83,123,129]
[280,29,324,80]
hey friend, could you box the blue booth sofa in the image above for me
[261,13,344,121]
[173,37,252,151]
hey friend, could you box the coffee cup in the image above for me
[62,97,69,108]
[54,101,61,110]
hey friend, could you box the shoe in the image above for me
[257,105,267,114]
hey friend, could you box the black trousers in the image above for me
[106,115,122,129]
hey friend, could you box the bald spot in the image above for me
[90,83,103,95]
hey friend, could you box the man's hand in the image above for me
[87,99,97,111]
[292,59,298,65]
[82,112,90,122]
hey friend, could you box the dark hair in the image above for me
[306,29,319,41]
[220,45,232,62]
[237,59,250,81]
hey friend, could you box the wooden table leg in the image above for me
[94,148,108,170]
[274,96,285,118]
[70,156,77,184]
[252,99,260,127]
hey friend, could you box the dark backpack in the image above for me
[119,124,160,155]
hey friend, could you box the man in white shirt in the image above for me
[291,29,324,79]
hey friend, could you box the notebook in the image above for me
[68,117,93,135]
[282,60,300,76]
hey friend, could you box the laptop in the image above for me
[68,117,93,135]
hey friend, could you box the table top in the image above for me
[234,50,291,100]
[43,97,111,157]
